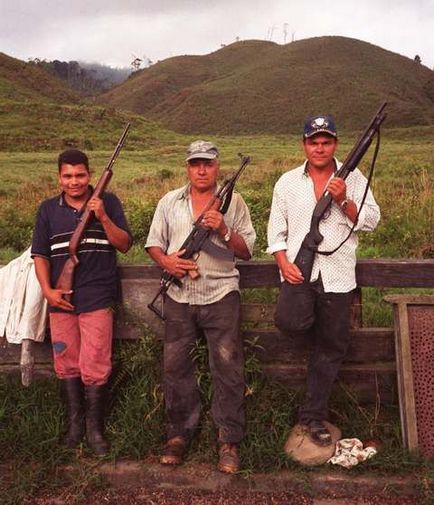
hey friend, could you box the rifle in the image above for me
[294,102,387,283]
[148,153,251,320]
[55,123,131,301]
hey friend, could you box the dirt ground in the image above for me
[24,487,423,505]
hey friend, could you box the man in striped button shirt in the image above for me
[31,149,132,455]
[146,140,256,473]
[267,115,380,448]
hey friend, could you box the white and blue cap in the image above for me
[186,140,219,162]
[303,115,337,139]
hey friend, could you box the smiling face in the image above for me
[58,163,91,202]
[303,134,338,172]
[186,158,220,193]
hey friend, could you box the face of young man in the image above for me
[59,163,91,201]
[303,134,338,171]
[186,158,220,193]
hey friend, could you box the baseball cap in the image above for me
[186,140,219,162]
[303,115,337,139]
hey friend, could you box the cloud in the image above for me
[0,0,433,68]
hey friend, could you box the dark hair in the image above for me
[57,149,89,172]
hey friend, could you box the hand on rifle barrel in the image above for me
[201,209,226,236]
[326,177,347,206]
[161,250,198,279]
[87,196,107,221]
[44,287,74,311]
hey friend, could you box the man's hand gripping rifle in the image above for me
[294,102,387,283]
[55,123,131,302]
[148,153,251,320]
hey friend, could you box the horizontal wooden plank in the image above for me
[262,362,397,403]
[118,259,434,288]
[243,327,395,364]
[0,341,52,364]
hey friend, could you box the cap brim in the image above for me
[304,129,337,139]
[185,153,218,162]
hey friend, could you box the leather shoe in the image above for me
[160,436,187,465]
[217,443,240,473]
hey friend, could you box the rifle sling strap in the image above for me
[316,129,381,257]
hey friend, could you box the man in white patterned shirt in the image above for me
[146,140,256,473]
[267,115,380,447]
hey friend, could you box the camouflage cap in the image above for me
[303,115,337,139]
[186,140,219,162]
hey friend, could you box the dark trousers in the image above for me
[275,278,352,424]
[163,291,245,444]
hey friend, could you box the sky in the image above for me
[1,0,433,70]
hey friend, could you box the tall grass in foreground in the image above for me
[1,329,434,503]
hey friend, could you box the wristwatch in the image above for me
[340,199,349,211]
[223,227,232,242]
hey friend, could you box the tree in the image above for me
[414,54,422,64]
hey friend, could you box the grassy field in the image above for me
[0,131,433,502]
[0,129,432,261]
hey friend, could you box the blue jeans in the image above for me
[275,277,352,424]
[163,291,245,444]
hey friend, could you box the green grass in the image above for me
[0,132,432,261]
[1,330,434,503]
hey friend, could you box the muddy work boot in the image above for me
[160,436,187,465]
[61,377,84,449]
[84,384,110,456]
[217,443,240,474]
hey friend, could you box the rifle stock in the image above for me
[294,103,387,282]
[55,123,130,301]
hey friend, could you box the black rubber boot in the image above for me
[61,377,84,449]
[84,384,110,456]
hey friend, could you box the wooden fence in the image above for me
[1,259,434,403]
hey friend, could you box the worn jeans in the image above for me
[163,291,245,444]
[275,278,352,424]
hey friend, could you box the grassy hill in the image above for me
[0,52,80,104]
[0,53,182,151]
[97,36,434,134]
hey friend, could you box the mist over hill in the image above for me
[0,52,80,104]
[97,36,434,134]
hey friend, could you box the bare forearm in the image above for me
[34,256,53,295]
[99,215,131,253]
[223,230,251,260]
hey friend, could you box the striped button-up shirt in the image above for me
[267,160,380,293]
[145,184,256,305]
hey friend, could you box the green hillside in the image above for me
[97,36,434,134]
[0,52,80,104]
[0,53,182,151]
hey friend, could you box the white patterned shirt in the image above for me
[146,184,256,304]
[267,159,380,292]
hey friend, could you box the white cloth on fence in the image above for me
[0,247,47,343]
[328,438,377,468]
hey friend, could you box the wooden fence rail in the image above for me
[1,259,434,403]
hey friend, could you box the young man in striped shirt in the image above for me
[31,149,132,455]
[146,140,256,473]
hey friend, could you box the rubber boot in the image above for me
[61,377,84,449]
[84,384,110,456]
